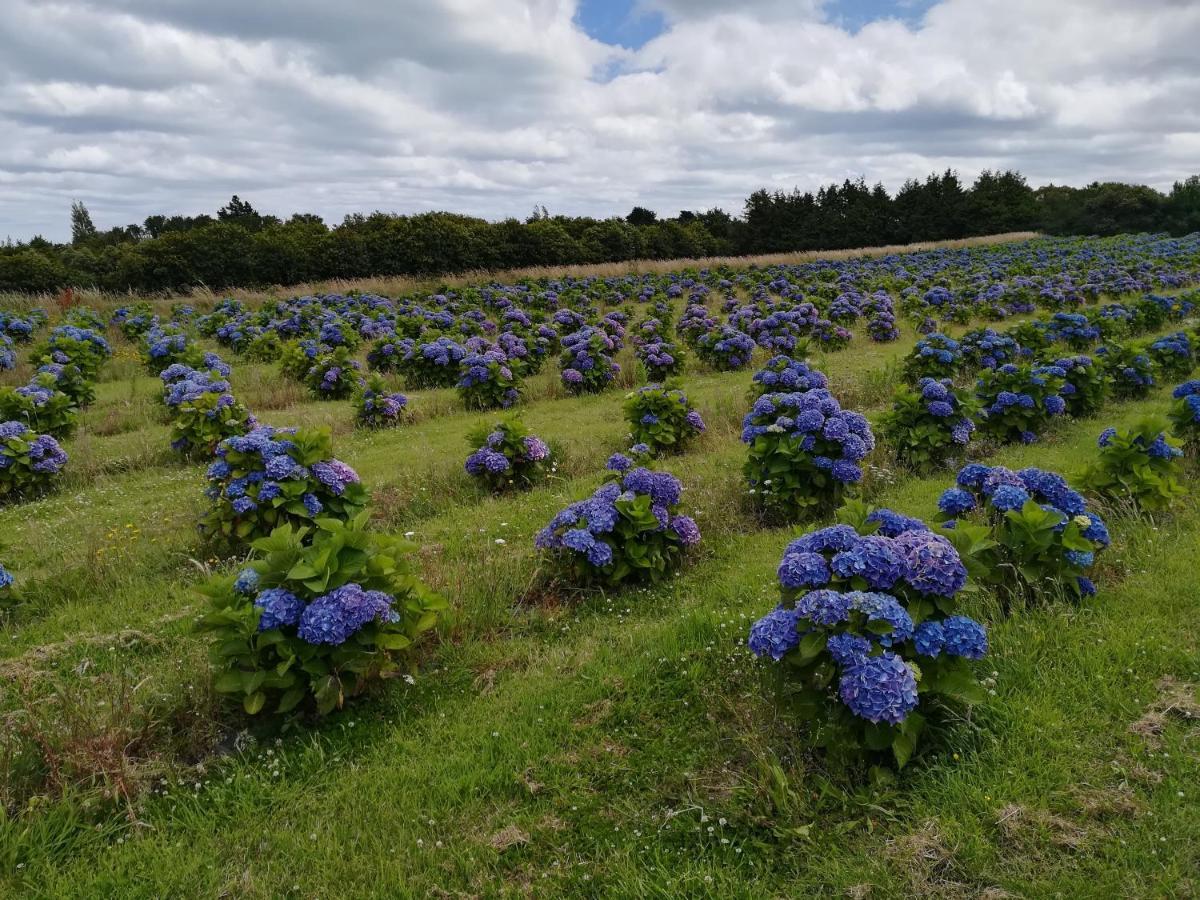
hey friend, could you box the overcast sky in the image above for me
[2,0,1198,242]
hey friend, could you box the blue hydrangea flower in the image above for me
[938,487,976,516]
[778,551,831,590]
[748,606,801,660]
[254,588,305,631]
[794,589,853,626]
[912,620,945,657]
[838,652,919,725]
[941,616,988,659]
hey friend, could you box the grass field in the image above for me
[2,281,1199,897]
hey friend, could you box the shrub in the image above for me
[695,325,756,371]
[1043,355,1108,417]
[535,467,700,586]
[559,326,619,394]
[959,328,1020,370]
[635,339,685,382]
[0,335,13,371]
[457,348,521,410]
[0,375,79,439]
[242,331,283,363]
[366,337,404,373]
[34,361,95,407]
[0,421,68,503]
[879,378,976,473]
[141,325,195,374]
[1096,343,1155,400]
[279,339,328,381]
[196,514,445,716]
[622,384,705,455]
[397,335,468,389]
[750,355,827,397]
[31,326,111,379]
[1168,380,1200,450]
[747,506,985,767]
[902,333,961,382]
[0,557,13,608]
[1006,320,1051,357]
[303,346,364,400]
[1045,312,1100,349]
[1080,418,1186,511]
[938,464,1107,601]
[1147,332,1194,382]
[199,426,368,546]
[974,363,1066,444]
[464,419,552,491]
[742,390,875,521]
[161,365,255,457]
[354,375,409,428]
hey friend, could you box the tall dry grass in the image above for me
[0,231,1040,313]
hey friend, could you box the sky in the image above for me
[1,0,1198,242]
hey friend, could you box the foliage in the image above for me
[0,375,79,439]
[695,325,756,371]
[1168,380,1200,450]
[196,514,445,717]
[456,348,521,410]
[161,365,255,457]
[1080,418,1186,511]
[622,384,706,456]
[1096,343,1156,400]
[559,326,619,394]
[30,326,111,379]
[303,346,364,400]
[902,333,961,382]
[354,375,409,429]
[1043,355,1108,418]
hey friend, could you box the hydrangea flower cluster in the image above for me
[1082,417,1186,511]
[464,419,552,491]
[974,362,1067,444]
[750,354,827,397]
[635,339,685,382]
[199,426,367,546]
[141,324,196,374]
[0,558,13,607]
[865,292,900,342]
[536,467,699,586]
[354,374,409,428]
[940,464,1106,600]
[197,515,445,716]
[559,326,619,394]
[695,325,756,371]
[0,420,68,503]
[880,377,976,472]
[748,508,985,766]
[742,390,874,521]
[622,384,705,456]
[457,347,521,410]
[0,334,14,371]
[1045,313,1100,349]
[903,333,961,382]
[160,364,255,456]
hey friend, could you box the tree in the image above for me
[217,195,279,233]
[625,206,658,227]
[70,200,97,245]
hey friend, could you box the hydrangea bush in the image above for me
[199,426,368,546]
[457,348,521,410]
[0,421,68,503]
[535,467,700,586]
[32,326,111,379]
[1045,355,1108,418]
[354,375,409,428]
[161,364,255,456]
[750,354,827,397]
[938,464,1107,601]
[464,419,552,491]
[880,377,976,473]
[559,326,619,394]
[398,336,468,389]
[303,346,364,400]
[974,363,1066,444]
[622,384,706,456]
[695,326,756,371]
[196,514,445,716]
[903,334,961,382]
[1147,331,1194,382]
[0,375,79,439]
[636,339,685,382]
[1168,380,1200,450]
[1080,418,1186,511]
[1096,343,1155,400]
[742,389,874,521]
[748,505,985,767]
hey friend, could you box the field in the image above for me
[2,233,1199,898]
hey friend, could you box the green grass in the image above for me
[2,315,1199,898]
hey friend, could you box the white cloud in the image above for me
[0,0,1197,240]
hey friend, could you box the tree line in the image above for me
[2,171,1198,294]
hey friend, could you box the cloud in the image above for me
[0,0,1197,240]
